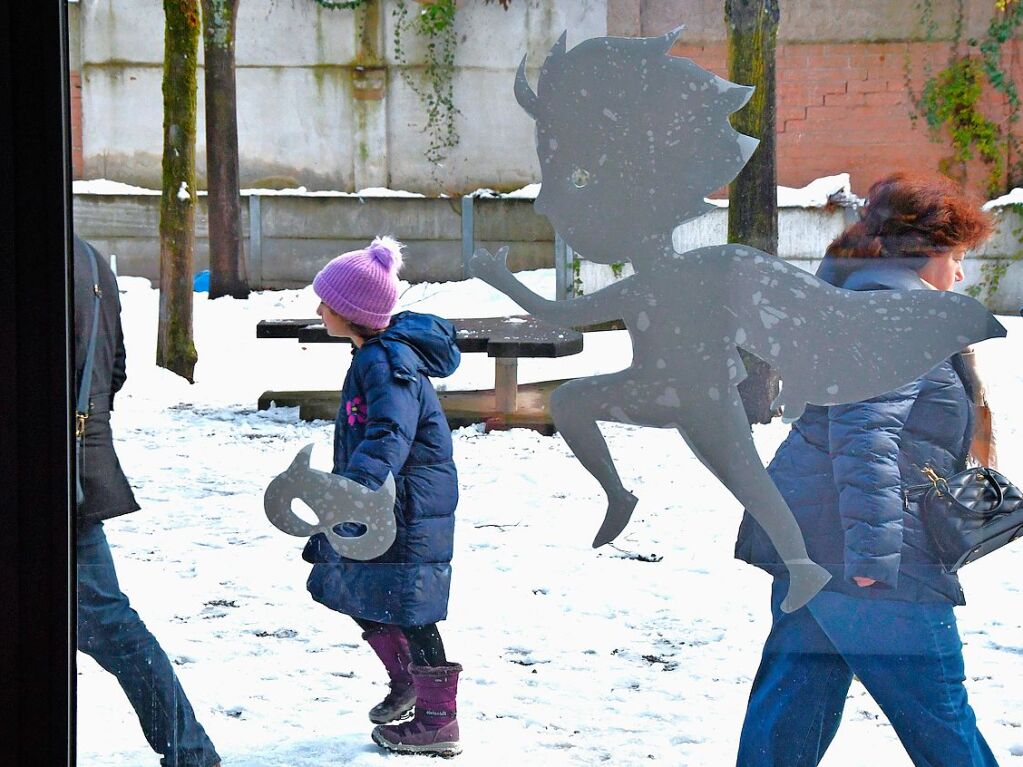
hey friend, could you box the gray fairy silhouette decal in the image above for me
[467,29,1005,612]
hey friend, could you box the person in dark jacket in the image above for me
[302,236,463,757]
[74,236,220,767]
[733,173,1001,766]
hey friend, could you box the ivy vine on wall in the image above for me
[393,0,460,167]
[966,202,1023,302]
[919,55,1005,189]
[907,0,1023,196]
[904,1,1023,304]
[314,0,512,169]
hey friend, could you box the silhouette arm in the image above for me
[468,246,628,328]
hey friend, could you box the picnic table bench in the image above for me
[256,316,591,433]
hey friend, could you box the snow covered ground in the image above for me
[77,269,1023,766]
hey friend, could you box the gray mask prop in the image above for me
[264,444,397,561]
[467,28,1006,613]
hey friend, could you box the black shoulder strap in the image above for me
[76,242,101,427]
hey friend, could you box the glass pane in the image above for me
[70,2,1023,765]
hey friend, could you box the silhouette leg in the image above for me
[676,392,830,612]
[550,378,638,547]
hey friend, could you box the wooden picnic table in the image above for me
[256,316,777,429]
[256,316,586,432]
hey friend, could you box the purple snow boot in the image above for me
[363,627,416,724]
[371,662,462,757]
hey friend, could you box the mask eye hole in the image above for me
[571,167,591,188]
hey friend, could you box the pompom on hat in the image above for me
[313,236,404,329]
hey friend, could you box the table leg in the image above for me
[494,358,519,412]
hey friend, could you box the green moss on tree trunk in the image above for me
[202,0,248,299]
[158,0,200,381]
[726,0,781,424]
[726,0,779,256]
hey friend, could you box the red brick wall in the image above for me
[70,70,83,179]
[669,39,1023,199]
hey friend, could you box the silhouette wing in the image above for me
[686,245,1007,421]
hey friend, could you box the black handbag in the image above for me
[910,465,1023,573]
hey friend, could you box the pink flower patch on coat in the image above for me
[345,396,367,426]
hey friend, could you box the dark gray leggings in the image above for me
[354,617,447,667]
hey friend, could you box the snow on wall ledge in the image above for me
[71,176,1023,313]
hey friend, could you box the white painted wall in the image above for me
[76,0,606,192]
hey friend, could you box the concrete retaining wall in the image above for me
[73,193,1023,312]
[72,192,557,288]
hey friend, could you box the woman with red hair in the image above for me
[734,173,1001,766]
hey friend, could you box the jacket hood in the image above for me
[815,255,928,292]
[369,311,461,381]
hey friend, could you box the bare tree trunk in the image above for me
[158,0,200,381]
[201,0,249,299]
[727,0,781,424]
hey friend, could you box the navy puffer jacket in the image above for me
[304,311,461,625]
[735,261,975,605]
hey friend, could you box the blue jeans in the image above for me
[77,521,220,767]
[737,580,998,767]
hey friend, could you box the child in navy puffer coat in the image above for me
[304,236,463,758]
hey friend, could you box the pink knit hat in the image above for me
[313,236,404,329]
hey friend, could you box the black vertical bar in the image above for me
[0,1,75,764]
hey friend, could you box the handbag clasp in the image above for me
[921,465,947,495]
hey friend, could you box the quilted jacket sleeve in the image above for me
[342,358,418,490]
[828,377,922,588]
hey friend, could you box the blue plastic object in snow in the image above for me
[193,270,210,292]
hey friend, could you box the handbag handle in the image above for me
[932,467,1006,519]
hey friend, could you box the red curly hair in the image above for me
[826,172,993,261]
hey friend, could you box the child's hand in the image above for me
[467,246,511,287]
